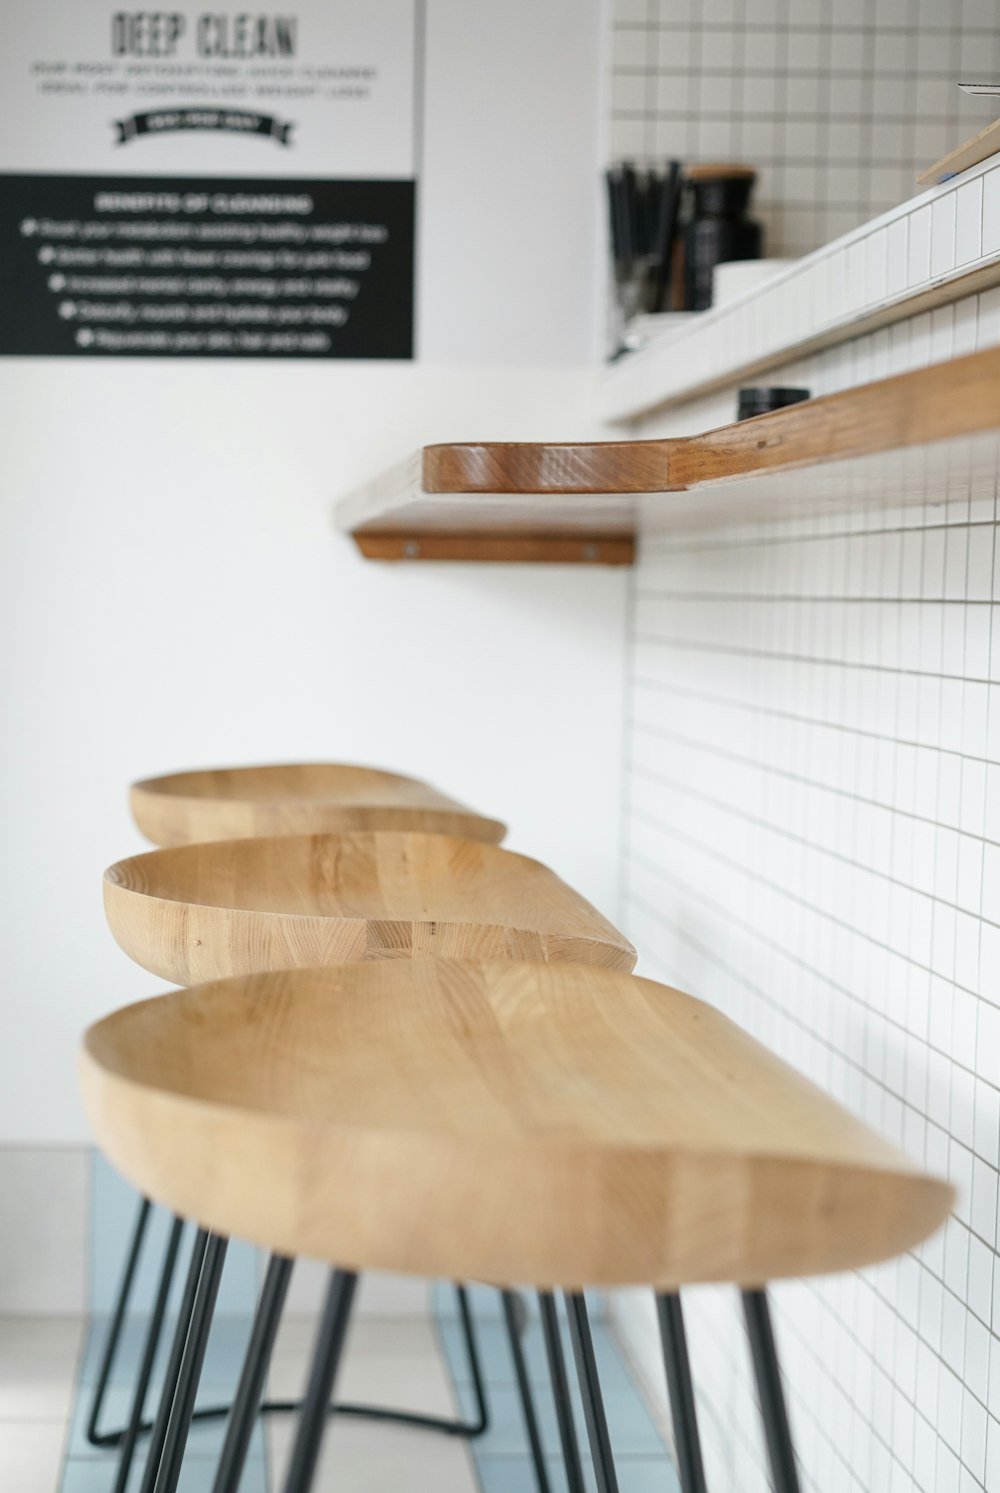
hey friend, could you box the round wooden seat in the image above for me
[130,763,506,847]
[103,832,636,985]
[81,960,952,1291]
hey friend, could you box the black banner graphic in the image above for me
[115,109,294,146]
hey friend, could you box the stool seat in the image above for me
[104,832,636,984]
[130,763,506,847]
[81,960,952,1290]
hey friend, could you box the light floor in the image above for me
[0,1317,82,1493]
[0,1297,676,1492]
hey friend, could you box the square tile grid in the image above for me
[610,0,1000,257]
[618,288,1000,1491]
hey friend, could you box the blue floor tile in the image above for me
[65,1239,672,1493]
[60,1451,268,1493]
[432,1284,608,1321]
[432,1282,511,1322]
[89,1162,260,1317]
[66,1376,266,1461]
[473,1455,552,1493]
[436,1312,637,1398]
[78,1313,257,1388]
[436,1314,551,1388]
[434,1288,675,1491]
[475,1454,680,1493]
[60,1155,268,1493]
[454,1380,664,1458]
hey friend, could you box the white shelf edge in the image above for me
[597,155,1000,424]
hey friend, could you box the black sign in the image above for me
[0,173,414,358]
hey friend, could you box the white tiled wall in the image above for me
[614,288,1000,1491]
[611,0,1000,257]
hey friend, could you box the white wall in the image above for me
[0,0,627,1147]
[615,290,1000,1493]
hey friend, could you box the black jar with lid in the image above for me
[737,387,811,421]
[683,165,763,311]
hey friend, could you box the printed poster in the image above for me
[0,3,420,357]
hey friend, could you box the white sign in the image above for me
[2,3,418,176]
[0,3,420,358]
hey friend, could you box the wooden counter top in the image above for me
[335,346,1000,565]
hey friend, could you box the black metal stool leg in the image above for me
[742,1289,801,1493]
[281,1270,358,1493]
[111,1216,186,1493]
[538,1292,586,1493]
[108,1271,489,1442]
[94,1253,491,1444]
[331,1281,490,1436]
[501,1289,552,1493]
[137,1229,211,1493]
[453,1284,490,1436]
[86,1194,153,1447]
[565,1292,620,1493]
[656,1293,708,1493]
[212,1253,294,1493]
[152,1232,229,1493]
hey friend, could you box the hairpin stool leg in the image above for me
[136,1229,209,1493]
[742,1289,801,1493]
[502,1290,552,1493]
[151,1232,228,1493]
[212,1253,294,1493]
[330,1280,490,1436]
[538,1292,586,1493]
[454,1285,490,1436]
[111,1216,185,1493]
[86,1195,153,1447]
[281,1270,358,1493]
[565,1292,620,1493]
[656,1293,708,1493]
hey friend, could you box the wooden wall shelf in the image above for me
[335,347,1000,565]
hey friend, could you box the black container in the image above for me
[683,167,763,311]
[737,387,811,421]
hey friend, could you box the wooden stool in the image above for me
[96,830,634,1493]
[92,762,502,1470]
[103,830,636,983]
[82,960,952,1493]
[90,761,502,1475]
[130,763,506,846]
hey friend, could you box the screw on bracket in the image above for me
[402,540,421,558]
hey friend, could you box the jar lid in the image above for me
[686,163,757,182]
[737,387,811,420]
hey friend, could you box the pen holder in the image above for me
[606,159,685,356]
[612,262,653,351]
